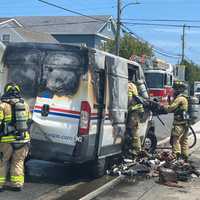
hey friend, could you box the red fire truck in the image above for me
[145,69,174,105]
[129,56,174,105]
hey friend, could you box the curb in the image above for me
[80,176,123,200]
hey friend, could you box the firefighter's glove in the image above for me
[134,96,150,108]
[148,100,160,114]
[158,105,168,115]
[129,96,141,107]
[134,96,144,104]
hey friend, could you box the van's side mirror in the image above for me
[41,104,50,117]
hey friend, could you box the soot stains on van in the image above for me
[40,51,88,97]
[3,48,41,100]
[3,43,89,98]
[42,65,81,97]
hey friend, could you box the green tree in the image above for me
[105,33,153,59]
[182,59,200,85]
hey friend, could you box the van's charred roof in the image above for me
[2,42,89,64]
[3,42,141,68]
[4,42,88,52]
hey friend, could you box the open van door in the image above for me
[97,55,128,158]
[88,54,128,177]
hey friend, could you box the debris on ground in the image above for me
[107,150,200,187]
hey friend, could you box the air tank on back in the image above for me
[137,79,149,99]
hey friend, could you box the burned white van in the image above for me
[2,43,156,177]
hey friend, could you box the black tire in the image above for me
[90,158,107,178]
[189,126,197,149]
[144,130,157,153]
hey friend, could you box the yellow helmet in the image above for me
[4,82,21,95]
[173,80,187,93]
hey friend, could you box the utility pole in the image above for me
[181,24,186,63]
[115,0,122,56]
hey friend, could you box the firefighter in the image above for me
[163,81,189,161]
[126,76,144,157]
[0,82,31,192]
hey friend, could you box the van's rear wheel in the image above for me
[90,158,107,178]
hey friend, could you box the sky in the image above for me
[1,0,200,64]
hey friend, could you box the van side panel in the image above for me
[97,55,128,157]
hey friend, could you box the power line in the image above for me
[60,0,116,10]
[77,5,116,11]
[123,22,200,28]
[122,18,200,23]
[134,1,200,5]
[37,0,107,22]
[153,49,181,59]
[184,55,194,63]
[121,23,179,56]
[188,47,200,55]
[123,22,200,29]
[0,5,116,11]
[121,23,181,59]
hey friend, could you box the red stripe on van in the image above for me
[34,105,81,115]
[34,105,102,116]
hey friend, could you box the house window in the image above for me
[107,22,111,31]
[2,34,10,44]
[100,40,107,50]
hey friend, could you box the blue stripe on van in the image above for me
[33,110,110,121]
[33,110,80,119]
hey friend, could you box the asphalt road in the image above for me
[154,113,173,140]
[154,103,200,141]
[1,105,200,200]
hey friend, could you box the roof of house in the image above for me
[14,15,113,35]
[15,28,59,43]
[0,18,10,24]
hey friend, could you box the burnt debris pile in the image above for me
[107,150,200,187]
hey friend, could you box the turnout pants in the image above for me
[127,111,141,154]
[0,143,29,188]
[171,123,189,159]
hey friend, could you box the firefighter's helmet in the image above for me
[4,82,21,95]
[173,80,187,93]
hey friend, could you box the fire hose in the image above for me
[145,99,197,150]
[156,114,197,149]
